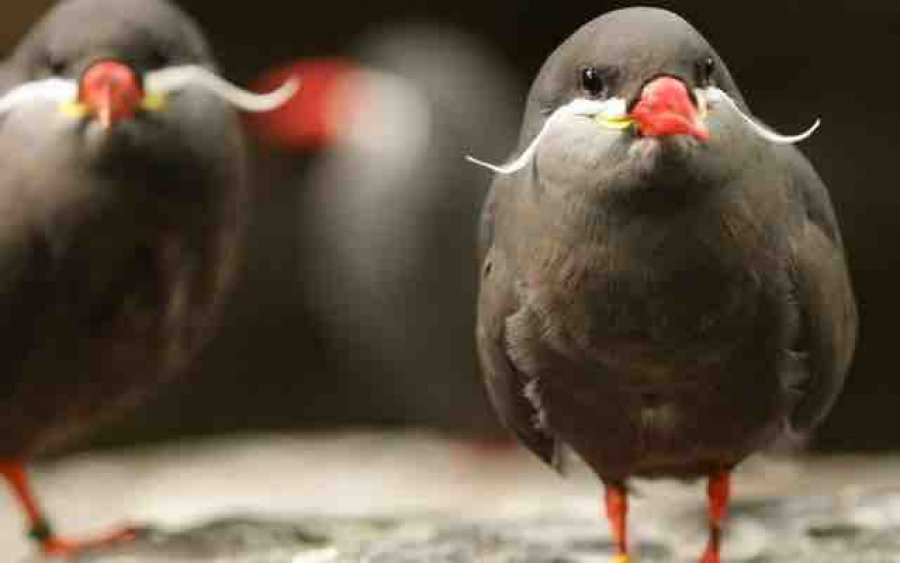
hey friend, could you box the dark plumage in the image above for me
[475,8,856,562]
[0,0,247,554]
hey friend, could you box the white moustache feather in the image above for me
[0,78,77,113]
[466,88,820,175]
[465,98,629,174]
[703,87,820,145]
[144,66,298,112]
[0,65,298,115]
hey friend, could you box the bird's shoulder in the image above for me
[776,145,857,432]
[777,145,843,247]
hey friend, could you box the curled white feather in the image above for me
[145,65,299,113]
[0,65,298,116]
[466,97,629,174]
[466,87,821,176]
[0,78,78,113]
[702,87,820,144]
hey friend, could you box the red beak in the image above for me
[78,60,144,128]
[629,76,709,141]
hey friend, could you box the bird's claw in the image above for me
[40,525,141,556]
[699,547,720,563]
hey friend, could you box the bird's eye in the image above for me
[699,57,716,87]
[580,67,608,98]
[45,56,67,76]
[147,48,171,69]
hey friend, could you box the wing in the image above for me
[476,178,559,469]
[0,191,54,400]
[782,146,858,432]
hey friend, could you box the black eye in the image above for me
[147,48,170,69]
[46,56,67,76]
[580,67,608,98]
[699,57,716,87]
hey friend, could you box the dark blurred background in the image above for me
[0,1,894,452]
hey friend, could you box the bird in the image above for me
[245,24,520,436]
[472,8,856,563]
[0,0,294,556]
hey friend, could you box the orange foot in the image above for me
[38,525,139,557]
[699,546,720,563]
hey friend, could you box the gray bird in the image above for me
[296,26,520,434]
[473,8,856,562]
[0,0,294,555]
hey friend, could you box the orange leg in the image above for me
[699,470,731,563]
[0,462,136,556]
[603,480,630,563]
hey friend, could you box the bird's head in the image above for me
[0,0,296,151]
[467,8,819,197]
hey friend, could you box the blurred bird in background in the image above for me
[208,23,523,437]
[0,0,293,555]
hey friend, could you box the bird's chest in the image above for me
[506,210,790,477]
[515,204,787,372]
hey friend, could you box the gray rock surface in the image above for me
[48,496,900,562]
[4,433,900,562]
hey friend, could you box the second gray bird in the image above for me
[0,0,295,555]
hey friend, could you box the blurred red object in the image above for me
[248,58,357,149]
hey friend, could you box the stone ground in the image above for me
[2,432,900,562]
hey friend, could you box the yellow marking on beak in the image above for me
[140,92,168,112]
[593,114,634,130]
[697,92,709,119]
[58,101,89,118]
